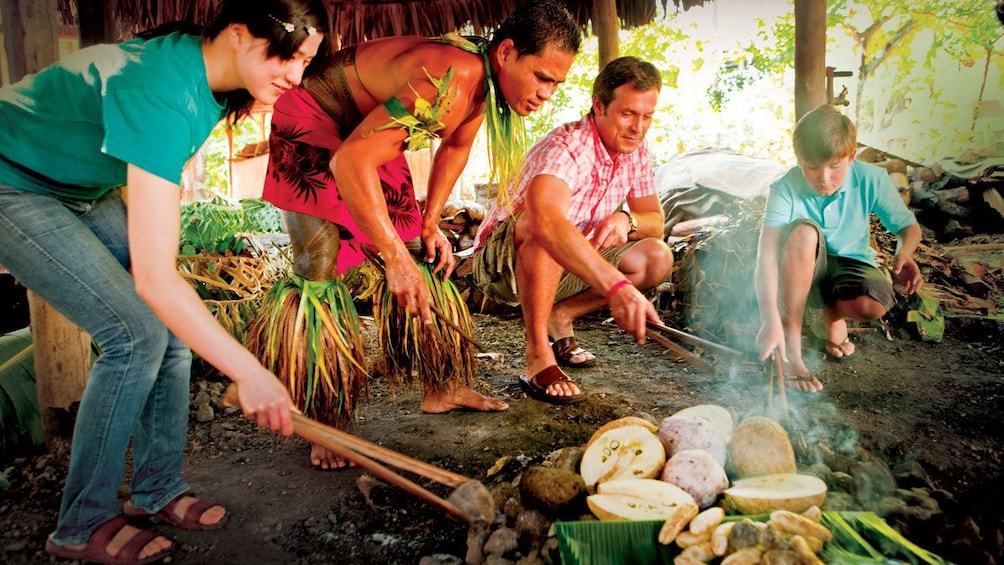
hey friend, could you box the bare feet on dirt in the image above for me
[420,385,509,414]
[310,443,356,470]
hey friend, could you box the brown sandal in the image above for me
[519,365,586,404]
[551,336,596,369]
[123,491,228,530]
[45,516,173,565]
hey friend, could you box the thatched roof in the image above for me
[57,0,712,44]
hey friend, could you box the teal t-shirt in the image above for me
[0,32,224,200]
[763,160,917,266]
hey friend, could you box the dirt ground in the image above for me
[1,306,1002,564]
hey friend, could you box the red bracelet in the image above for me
[604,279,633,302]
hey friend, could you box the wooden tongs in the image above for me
[645,321,744,374]
[223,385,494,525]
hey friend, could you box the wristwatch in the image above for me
[620,209,638,234]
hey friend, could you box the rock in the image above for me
[492,483,520,512]
[466,521,489,565]
[547,447,583,474]
[485,554,516,565]
[518,466,587,518]
[851,459,897,504]
[821,491,858,511]
[515,509,551,548]
[420,554,465,565]
[875,495,908,518]
[503,497,524,521]
[484,527,519,554]
[195,401,215,423]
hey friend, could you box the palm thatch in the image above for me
[57,0,713,43]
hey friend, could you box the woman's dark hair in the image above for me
[137,0,331,122]
[490,0,581,57]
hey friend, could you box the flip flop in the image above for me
[785,375,824,393]
[823,337,856,363]
[45,515,173,565]
[551,336,596,369]
[519,365,586,404]
[123,491,228,530]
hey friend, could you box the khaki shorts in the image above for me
[781,219,895,310]
[472,214,645,307]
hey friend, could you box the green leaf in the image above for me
[0,328,43,450]
[905,288,944,343]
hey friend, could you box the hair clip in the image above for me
[268,13,317,35]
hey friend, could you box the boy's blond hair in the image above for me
[792,104,857,166]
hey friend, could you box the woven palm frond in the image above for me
[245,274,367,427]
[177,251,279,342]
[373,261,478,391]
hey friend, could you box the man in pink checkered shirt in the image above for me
[472,56,673,404]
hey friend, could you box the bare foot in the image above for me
[310,443,356,470]
[421,385,509,414]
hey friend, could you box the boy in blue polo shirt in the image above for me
[754,104,924,392]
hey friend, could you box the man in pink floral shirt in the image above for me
[472,56,673,404]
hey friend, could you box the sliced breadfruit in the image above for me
[723,473,827,514]
[671,404,734,443]
[587,478,697,521]
[580,425,666,490]
[727,416,796,478]
[657,416,727,466]
[584,416,659,451]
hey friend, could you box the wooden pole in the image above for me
[1,0,91,446]
[793,0,827,121]
[28,293,91,443]
[592,0,619,69]
[76,0,118,47]
[1,0,59,84]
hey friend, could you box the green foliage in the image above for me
[0,328,43,451]
[179,196,282,256]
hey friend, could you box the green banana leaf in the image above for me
[0,327,43,450]
[555,511,948,565]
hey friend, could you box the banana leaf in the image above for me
[0,327,43,450]
[555,511,948,565]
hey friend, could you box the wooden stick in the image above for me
[291,415,477,525]
[772,353,790,424]
[429,303,487,352]
[646,329,714,374]
[646,321,744,358]
[223,385,471,488]
[292,413,470,488]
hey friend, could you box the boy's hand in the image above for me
[756,322,787,363]
[892,255,924,295]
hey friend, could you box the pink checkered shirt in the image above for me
[474,114,655,249]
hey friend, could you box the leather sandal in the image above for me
[519,365,586,404]
[45,516,173,565]
[551,336,596,369]
[123,491,228,531]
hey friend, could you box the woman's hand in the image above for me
[237,368,296,436]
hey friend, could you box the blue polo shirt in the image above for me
[763,160,916,266]
[0,32,224,200]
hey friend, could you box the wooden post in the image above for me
[1,0,91,445]
[1,0,59,83]
[27,293,91,443]
[793,0,827,121]
[592,0,619,69]
[76,0,118,47]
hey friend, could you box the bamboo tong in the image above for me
[645,320,743,374]
[223,386,493,525]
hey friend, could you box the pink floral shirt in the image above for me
[474,114,655,249]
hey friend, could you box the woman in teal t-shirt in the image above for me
[0,1,329,563]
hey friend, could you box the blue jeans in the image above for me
[0,182,192,545]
